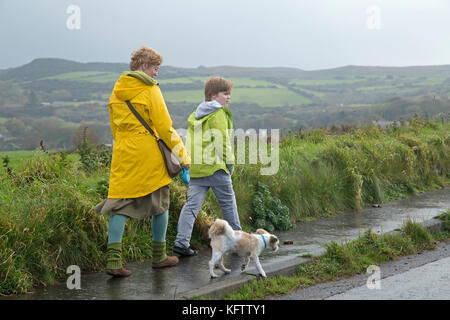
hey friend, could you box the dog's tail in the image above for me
[208,219,235,240]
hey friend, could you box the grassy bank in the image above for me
[233,116,449,226]
[0,153,106,295]
[220,216,450,300]
[0,150,194,295]
[0,116,448,295]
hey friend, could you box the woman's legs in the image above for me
[106,211,177,270]
[106,214,130,276]
[151,210,168,242]
[151,210,178,267]
[108,214,128,243]
[109,211,169,243]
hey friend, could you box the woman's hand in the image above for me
[181,166,190,184]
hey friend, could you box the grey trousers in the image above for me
[174,182,242,249]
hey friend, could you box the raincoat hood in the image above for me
[112,71,158,102]
[188,101,232,129]
[195,100,223,119]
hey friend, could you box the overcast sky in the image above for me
[1,0,449,70]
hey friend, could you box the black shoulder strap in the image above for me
[125,100,159,140]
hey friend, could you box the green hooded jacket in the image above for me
[187,105,234,178]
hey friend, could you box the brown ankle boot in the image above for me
[106,267,132,277]
[152,241,179,268]
[105,242,131,277]
[152,255,179,268]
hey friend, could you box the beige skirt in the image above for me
[92,185,170,219]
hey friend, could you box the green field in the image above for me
[0,150,37,170]
[159,77,199,84]
[288,77,365,86]
[357,85,396,92]
[162,90,204,104]
[160,76,282,87]
[231,87,312,106]
[162,86,312,107]
[26,64,450,110]
[36,73,313,107]
[0,150,80,171]
[41,71,119,83]
[0,117,9,124]
[414,77,446,85]
[62,100,107,106]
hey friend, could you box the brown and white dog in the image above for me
[208,219,279,278]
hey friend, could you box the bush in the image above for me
[251,182,293,232]
[77,141,111,173]
[95,177,109,199]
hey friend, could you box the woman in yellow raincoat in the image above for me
[94,46,190,277]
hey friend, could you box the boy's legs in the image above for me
[174,184,209,251]
[211,182,241,231]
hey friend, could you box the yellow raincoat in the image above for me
[107,71,190,198]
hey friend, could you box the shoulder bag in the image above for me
[125,100,182,177]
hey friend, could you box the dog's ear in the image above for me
[270,236,279,244]
[256,228,269,234]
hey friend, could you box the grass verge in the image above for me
[233,117,449,227]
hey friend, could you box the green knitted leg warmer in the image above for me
[106,242,123,270]
[152,241,167,264]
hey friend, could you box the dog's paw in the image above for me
[223,268,231,274]
[240,264,246,272]
[259,272,267,279]
[210,273,219,278]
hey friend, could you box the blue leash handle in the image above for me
[181,167,190,184]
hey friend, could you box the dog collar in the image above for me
[260,234,267,248]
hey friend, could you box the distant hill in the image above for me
[1,57,450,110]
[3,58,450,82]
[0,58,129,82]
[312,64,450,78]
[0,58,307,82]
[0,57,449,151]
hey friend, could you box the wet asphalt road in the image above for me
[268,239,450,300]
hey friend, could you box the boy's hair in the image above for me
[130,46,163,71]
[204,77,232,101]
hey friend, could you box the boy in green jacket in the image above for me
[173,77,242,256]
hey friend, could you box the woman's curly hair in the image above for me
[130,46,163,71]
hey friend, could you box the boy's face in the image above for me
[211,91,231,106]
